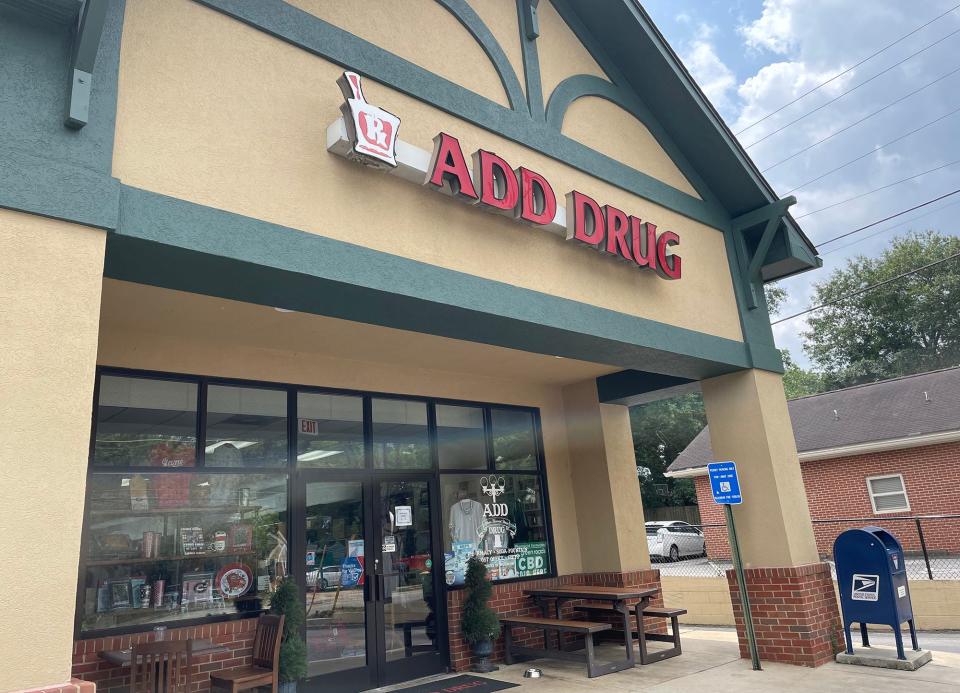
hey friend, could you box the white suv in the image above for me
[646,521,706,562]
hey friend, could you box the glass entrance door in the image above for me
[374,479,445,686]
[303,479,372,691]
[301,476,446,692]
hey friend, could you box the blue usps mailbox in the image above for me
[834,527,919,660]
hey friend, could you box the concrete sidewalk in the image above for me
[389,627,960,692]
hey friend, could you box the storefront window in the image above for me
[297,392,364,468]
[372,398,430,469]
[436,404,486,470]
[79,472,288,635]
[205,385,287,467]
[491,409,538,470]
[93,375,198,467]
[81,370,553,636]
[440,473,549,584]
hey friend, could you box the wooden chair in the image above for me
[130,640,192,693]
[210,614,285,693]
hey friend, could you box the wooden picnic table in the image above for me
[523,585,658,674]
[99,638,228,667]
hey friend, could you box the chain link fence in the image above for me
[651,515,960,580]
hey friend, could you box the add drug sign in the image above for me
[332,72,682,280]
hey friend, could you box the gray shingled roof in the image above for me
[667,366,960,474]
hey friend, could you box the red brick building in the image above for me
[667,367,960,559]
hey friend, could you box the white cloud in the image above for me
[739,0,797,54]
[734,61,850,135]
[680,24,738,115]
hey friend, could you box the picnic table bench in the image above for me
[575,603,688,663]
[499,585,659,678]
[500,616,613,678]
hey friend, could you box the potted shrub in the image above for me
[270,579,308,693]
[461,556,501,673]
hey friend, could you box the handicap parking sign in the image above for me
[708,461,742,504]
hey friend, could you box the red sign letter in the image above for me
[631,217,658,271]
[515,167,557,225]
[602,205,632,261]
[566,190,605,247]
[474,149,519,212]
[656,231,682,279]
[426,132,478,200]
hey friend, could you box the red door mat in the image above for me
[388,675,519,692]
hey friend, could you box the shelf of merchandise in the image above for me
[86,550,257,567]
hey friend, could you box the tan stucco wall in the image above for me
[561,380,650,573]
[288,0,512,108]
[661,576,735,626]
[561,96,700,198]
[537,0,606,101]
[0,210,105,691]
[112,0,744,343]
[701,369,819,569]
[663,576,960,631]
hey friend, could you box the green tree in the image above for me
[629,393,706,509]
[461,556,500,644]
[764,282,787,316]
[271,579,308,683]
[802,231,960,387]
[780,349,825,399]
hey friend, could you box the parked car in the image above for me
[646,521,706,561]
[307,564,342,591]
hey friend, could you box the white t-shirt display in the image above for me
[449,498,484,546]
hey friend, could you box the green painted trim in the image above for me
[0,145,120,229]
[64,0,109,128]
[515,0,544,120]
[106,184,756,379]
[192,0,729,231]
[748,343,785,374]
[434,0,525,112]
[611,0,786,216]
[596,370,696,405]
[546,1,728,217]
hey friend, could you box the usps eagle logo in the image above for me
[337,71,400,169]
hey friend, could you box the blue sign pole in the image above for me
[708,462,760,671]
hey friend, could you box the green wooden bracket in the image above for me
[521,0,540,39]
[731,196,796,309]
[65,0,108,129]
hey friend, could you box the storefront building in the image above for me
[2,1,835,691]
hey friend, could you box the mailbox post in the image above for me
[833,527,919,660]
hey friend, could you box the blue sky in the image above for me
[643,0,960,368]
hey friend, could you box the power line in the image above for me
[816,188,960,246]
[822,197,960,256]
[794,160,960,219]
[771,250,960,324]
[761,65,960,172]
[744,26,960,149]
[736,3,960,135]
[782,106,960,194]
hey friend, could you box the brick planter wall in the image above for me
[447,568,663,672]
[72,618,257,693]
[72,570,664,686]
[726,562,843,667]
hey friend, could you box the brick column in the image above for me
[726,563,844,666]
[702,369,843,667]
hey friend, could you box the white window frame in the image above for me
[866,473,911,514]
